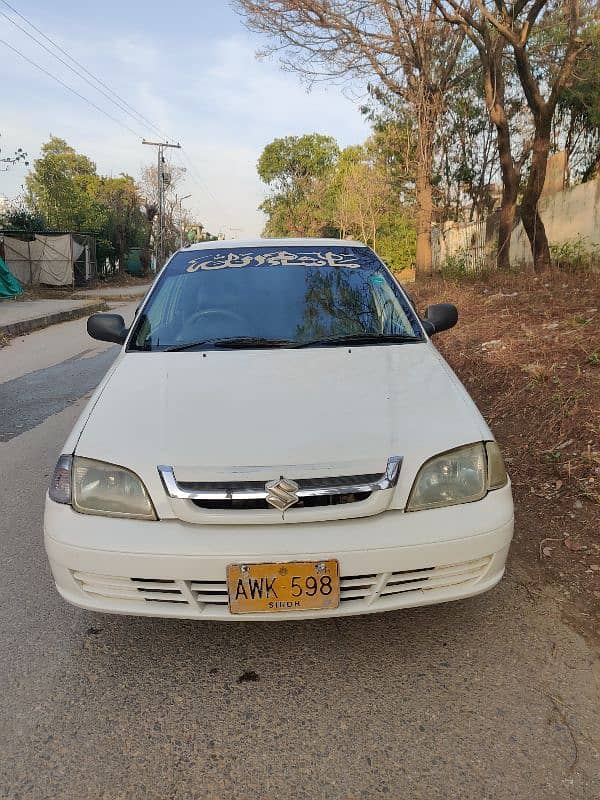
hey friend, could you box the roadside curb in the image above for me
[72,283,153,302]
[0,301,109,338]
[74,292,147,302]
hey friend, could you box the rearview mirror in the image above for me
[87,313,128,344]
[422,303,458,336]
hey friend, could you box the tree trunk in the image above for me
[140,223,153,277]
[140,247,151,277]
[415,155,433,278]
[482,47,519,271]
[496,130,519,271]
[118,232,127,277]
[520,119,552,272]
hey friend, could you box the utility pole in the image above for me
[176,194,192,248]
[142,140,181,266]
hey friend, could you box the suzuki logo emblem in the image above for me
[265,476,300,511]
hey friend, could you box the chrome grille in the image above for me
[191,491,372,511]
[157,457,402,512]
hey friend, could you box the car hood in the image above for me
[76,343,490,493]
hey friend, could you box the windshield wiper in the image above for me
[166,333,418,352]
[294,333,420,348]
[165,338,218,352]
[165,337,294,352]
[213,337,296,349]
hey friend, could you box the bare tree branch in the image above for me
[234,0,467,276]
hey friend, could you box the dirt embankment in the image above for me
[410,271,600,640]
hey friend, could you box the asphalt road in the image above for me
[1,307,599,800]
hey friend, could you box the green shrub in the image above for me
[440,251,491,281]
[550,236,600,271]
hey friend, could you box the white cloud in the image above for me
[110,36,160,71]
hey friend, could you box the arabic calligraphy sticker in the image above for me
[186,250,361,273]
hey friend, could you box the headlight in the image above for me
[49,454,73,504]
[485,441,508,489]
[49,455,156,520]
[407,441,507,512]
[73,457,157,519]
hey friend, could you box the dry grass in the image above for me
[521,361,555,383]
[409,269,600,635]
[410,270,599,502]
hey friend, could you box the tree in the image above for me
[436,0,590,271]
[331,145,392,250]
[258,134,340,193]
[25,136,107,232]
[432,3,536,269]
[0,134,28,172]
[555,26,600,182]
[0,204,46,232]
[436,57,533,243]
[257,132,416,271]
[140,203,158,277]
[333,141,416,271]
[95,175,146,268]
[234,0,466,278]
[138,162,188,258]
[25,137,149,270]
[258,134,340,237]
[488,0,590,271]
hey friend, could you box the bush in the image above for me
[1,206,46,232]
[550,236,600,271]
[376,217,417,273]
[440,250,492,282]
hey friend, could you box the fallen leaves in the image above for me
[411,270,600,629]
[564,537,587,552]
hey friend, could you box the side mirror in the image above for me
[87,313,128,344]
[422,303,458,336]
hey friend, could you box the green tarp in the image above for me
[126,247,143,275]
[0,255,23,298]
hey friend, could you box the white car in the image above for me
[44,238,514,620]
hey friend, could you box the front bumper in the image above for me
[44,484,514,621]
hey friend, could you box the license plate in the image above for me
[227,560,340,614]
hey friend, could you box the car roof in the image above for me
[183,237,367,252]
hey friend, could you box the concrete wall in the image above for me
[510,175,600,265]
[433,175,600,270]
[431,218,486,271]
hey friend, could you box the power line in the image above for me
[1,37,146,139]
[178,148,229,222]
[0,0,175,143]
[1,1,225,228]
[0,9,162,139]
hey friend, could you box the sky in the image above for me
[0,0,370,237]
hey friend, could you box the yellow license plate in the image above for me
[227,560,340,614]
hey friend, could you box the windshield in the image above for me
[128,245,423,351]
